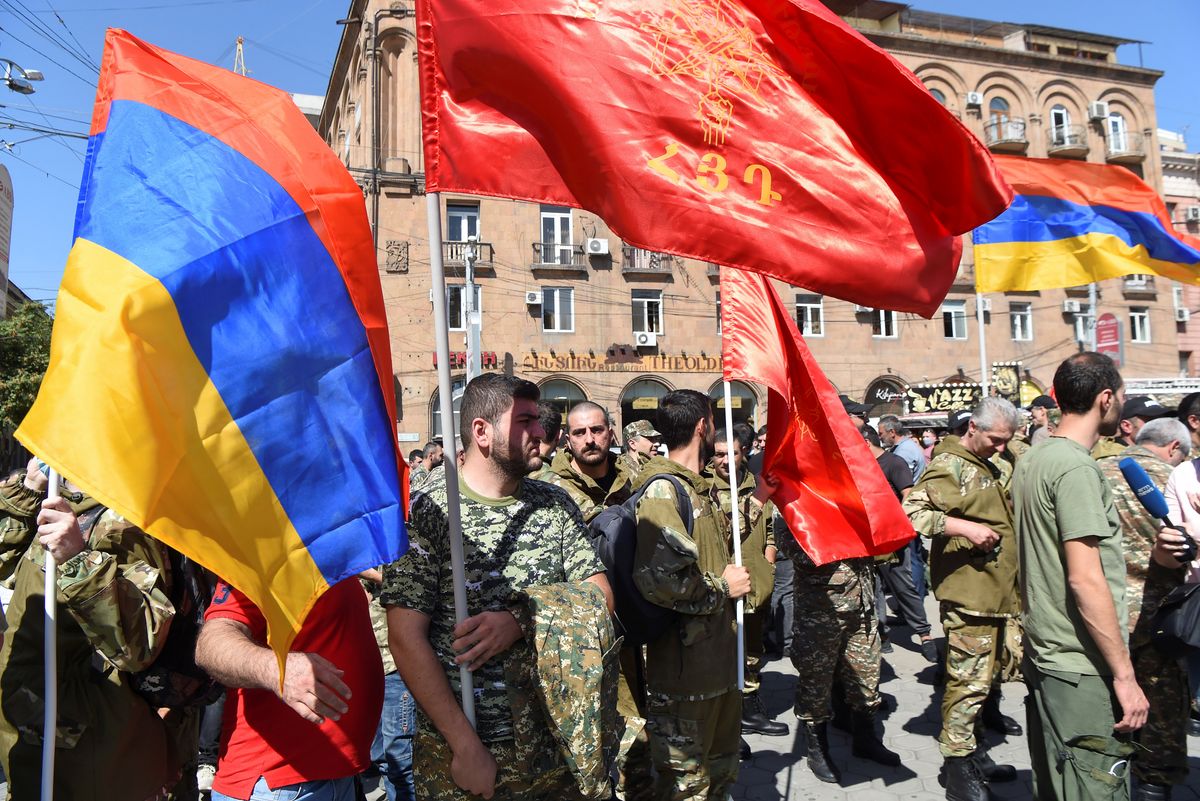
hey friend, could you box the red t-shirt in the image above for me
[205,578,383,798]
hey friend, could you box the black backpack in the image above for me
[589,474,693,647]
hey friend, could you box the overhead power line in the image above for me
[35,0,256,10]
[0,24,97,85]
[1,0,98,74]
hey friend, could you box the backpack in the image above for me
[588,474,693,647]
[77,507,222,708]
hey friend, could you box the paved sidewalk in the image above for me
[736,593,1200,800]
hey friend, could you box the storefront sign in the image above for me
[714,396,743,408]
[631,397,659,409]
[521,352,722,373]
[863,377,907,407]
[433,351,498,369]
[905,383,983,413]
[1096,313,1122,368]
[990,362,1021,405]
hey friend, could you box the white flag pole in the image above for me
[976,292,990,396]
[722,382,745,690]
[426,192,475,725]
[41,468,59,801]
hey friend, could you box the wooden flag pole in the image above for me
[426,192,475,725]
[41,468,59,801]
[722,382,745,690]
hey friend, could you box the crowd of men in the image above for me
[0,352,1197,801]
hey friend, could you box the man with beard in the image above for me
[1015,353,1147,801]
[528,401,562,481]
[633,389,752,800]
[384,373,612,800]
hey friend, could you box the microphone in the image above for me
[1118,457,1198,563]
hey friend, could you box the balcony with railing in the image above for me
[621,246,674,275]
[1122,274,1156,296]
[1106,131,1145,164]
[531,241,588,272]
[982,118,1028,153]
[1046,125,1088,158]
[442,241,494,276]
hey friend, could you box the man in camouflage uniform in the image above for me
[542,400,647,799]
[709,428,787,739]
[528,401,563,481]
[1093,396,1174,460]
[0,459,196,799]
[904,397,1022,801]
[619,419,661,476]
[1096,418,1193,801]
[633,389,753,800]
[361,570,416,800]
[384,374,613,801]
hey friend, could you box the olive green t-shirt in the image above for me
[1013,436,1127,676]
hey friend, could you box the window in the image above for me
[942,300,967,339]
[431,379,466,440]
[988,96,1010,123]
[541,287,574,333]
[1130,307,1151,343]
[929,87,946,105]
[1049,104,1071,145]
[1174,285,1185,309]
[795,294,824,337]
[446,285,481,331]
[715,290,721,335]
[1010,302,1033,341]
[1108,112,1128,152]
[1072,303,1092,344]
[632,289,664,335]
[447,203,479,241]
[872,309,897,339]
[539,205,572,264]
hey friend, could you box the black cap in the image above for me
[1027,395,1057,411]
[947,409,973,433]
[838,393,871,416]
[1121,395,1172,421]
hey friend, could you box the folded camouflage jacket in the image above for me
[508,581,619,801]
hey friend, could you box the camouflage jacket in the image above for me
[1092,437,1127,461]
[382,470,604,742]
[543,449,635,523]
[710,471,775,612]
[361,576,396,674]
[904,438,1020,617]
[632,456,737,699]
[1096,446,1186,646]
[508,582,618,801]
[617,450,650,478]
[409,464,430,492]
[0,473,188,797]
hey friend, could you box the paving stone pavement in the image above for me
[735,592,1200,801]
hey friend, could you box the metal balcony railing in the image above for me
[1046,124,1088,156]
[531,242,587,270]
[1106,130,1145,163]
[1123,274,1155,294]
[621,246,674,274]
[442,241,494,266]
[983,118,1028,152]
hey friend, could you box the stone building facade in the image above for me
[319,0,1185,441]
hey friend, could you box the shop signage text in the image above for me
[521,352,722,373]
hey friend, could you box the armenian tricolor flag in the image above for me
[16,30,407,660]
[974,154,1200,293]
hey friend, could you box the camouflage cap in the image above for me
[623,419,661,440]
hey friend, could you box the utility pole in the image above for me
[464,235,481,380]
[233,36,247,76]
[1088,282,1098,350]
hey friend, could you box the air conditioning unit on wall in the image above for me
[1176,307,1191,323]
[977,298,993,313]
[634,331,657,347]
[1063,300,1082,313]
[524,291,542,305]
[1185,207,1200,222]
[1088,101,1110,120]
[965,92,984,108]
[585,238,609,255]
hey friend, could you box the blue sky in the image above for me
[2,0,1196,302]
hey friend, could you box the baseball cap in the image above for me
[838,394,871,416]
[1121,395,1172,421]
[947,409,973,433]
[624,419,660,440]
[1026,395,1057,411]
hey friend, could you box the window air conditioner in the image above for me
[1088,101,1110,120]
[1176,307,1191,323]
[965,92,984,108]
[1063,300,1082,314]
[524,291,542,305]
[585,238,610,255]
[1185,207,1200,222]
[853,304,874,313]
[634,331,657,347]
[978,298,993,313]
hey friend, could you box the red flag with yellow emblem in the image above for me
[417,0,1011,315]
[720,266,913,563]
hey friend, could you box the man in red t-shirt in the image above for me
[196,577,383,800]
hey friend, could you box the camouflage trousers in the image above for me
[1132,641,1189,785]
[790,559,880,721]
[644,690,742,801]
[939,606,1005,757]
[413,722,582,801]
[616,645,654,801]
[743,608,766,696]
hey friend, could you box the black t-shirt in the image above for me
[876,451,914,501]
[595,468,617,495]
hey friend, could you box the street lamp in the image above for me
[0,59,43,95]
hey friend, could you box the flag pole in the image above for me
[426,191,475,726]
[41,468,59,801]
[721,381,745,690]
[975,292,989,396]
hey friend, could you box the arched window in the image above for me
[988,96,1009,123]
[1049,104,1072,145]
[539,378,587,426]
[620,378,671,430]
[1107,111,1129,152]
[929,87,946,105]
[708,381,758,428]
[430,379,466,442]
